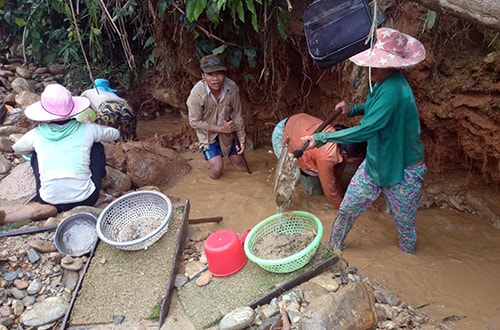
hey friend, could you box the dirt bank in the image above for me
[123,1,499,189]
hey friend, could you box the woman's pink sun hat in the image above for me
[24,84,90,122]
[349,27,426,68]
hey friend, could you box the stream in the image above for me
[138,113,500,330]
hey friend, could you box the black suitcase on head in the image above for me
[304,0,375,69]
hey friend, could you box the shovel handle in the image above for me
[292,109,343,158]
[226,117,251,174]
[232,131,251,174]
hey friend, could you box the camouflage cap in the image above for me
[200,54,227,73]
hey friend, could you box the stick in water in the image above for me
[226,117,251,174]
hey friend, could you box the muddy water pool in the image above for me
[138,114,500,330]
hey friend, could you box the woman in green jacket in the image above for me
[301,28,427,254]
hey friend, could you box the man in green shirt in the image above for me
[301,28,427,254]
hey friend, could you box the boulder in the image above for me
[299,281,377,330]
[15,90,40,109]
[103,165,132,196]
[10,77,35,94]
[2,202,58,224]
[0,161,35,203]
[121,141,191,188]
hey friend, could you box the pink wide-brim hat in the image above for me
[349,28,426,68]
[25,83,90,122]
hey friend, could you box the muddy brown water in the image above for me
[138,114,500,330]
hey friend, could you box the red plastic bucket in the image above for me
[204,229,249,277]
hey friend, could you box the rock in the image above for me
[0,125,29,136]
[2,203,58,224]
[0,161,36,202]
[0,77,11,92]
[104,143,127,171]
[4,271,17,281]
[385,292,401,307]
[259,304,280,319]
[309,272,340,292]
[26,279,42,295]
[61,270,80,291]
[183,260,206,279]
[121,141,191,187]
[0,318,13,329]
[10,287,26,299]
[0,307,10,318]
[3,93,16,104]
[174,274,188,288]
[10,77,34,94]
[376,302,398,321]
[43,216,61,227]
[48,64,68,75]
[137,185,161,191]
[195,271,213,287]
[219,306,256,330]
[0,154,10,175]
[189,226,211,242]
[29,238,57,253]
[393,310,412,327]
[19,296,69,327]
[299,282,377,330]
[2,107,24,126]
[33,67,49,74]
[15,67,31,79]
[27,248,41,263]
[0,137,13,153]
[105,141,192,188]
[0,70,14,78]
[103,165,132,194]
[12,299,24,316]
[60,256,83,271]
[13,279,29,290]
[0,103,6,123]
[15,90,40,109]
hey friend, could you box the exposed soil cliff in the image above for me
[123,1,499,187]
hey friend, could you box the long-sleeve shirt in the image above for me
[81,88,127,110]
[283,113,344,207]
[186,77,245,157]
[13,120,120,204]
[313,70,425,186]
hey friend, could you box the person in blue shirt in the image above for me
[301,28,427,254]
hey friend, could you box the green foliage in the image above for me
[0,219,31,232]
[1,0,291,87]
[177,0,290,70]
[174,205,185,213]
[186,0,207,22]
[157,0,171,20]
[322,250,334,260]
[64,61,133,95]
[276,6,290,40]
[484,31,500,51]
[185,0,264,31]
[424,10,437,31]
[0,0,153,72]
[148,300,162,319]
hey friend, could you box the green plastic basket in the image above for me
[244,211,323,273]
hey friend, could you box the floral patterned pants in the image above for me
[329,160,427,254]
